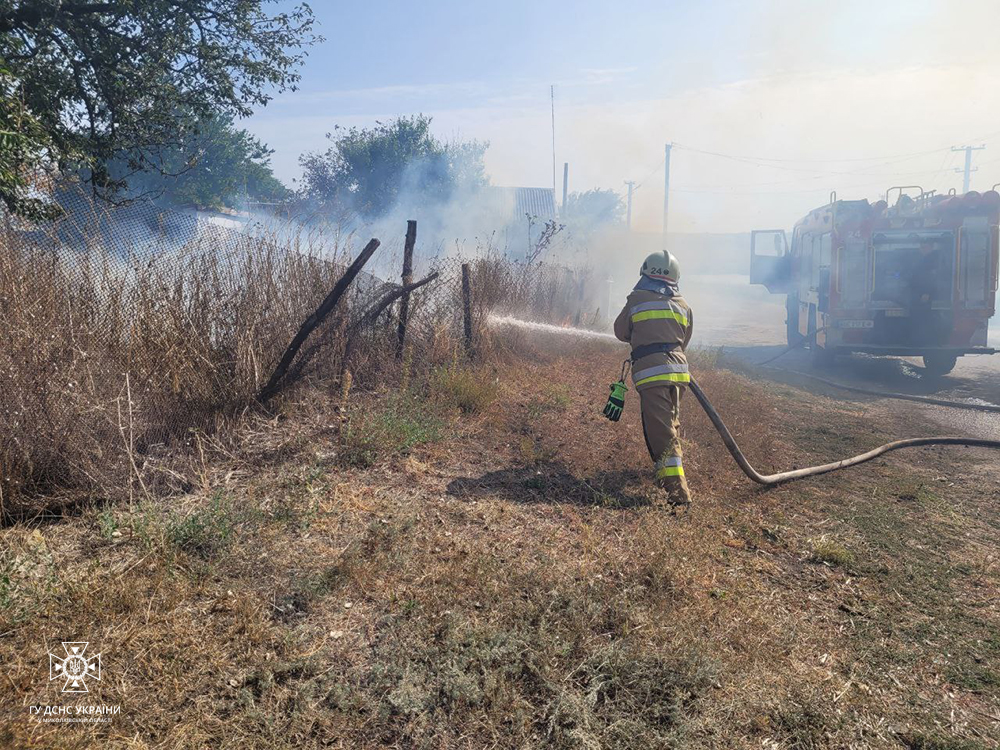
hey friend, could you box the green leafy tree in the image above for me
[0,0,316,215]
[562,188,626,233]
[299,115,488,218]
[0,66,59,219]
[124,114,290,210]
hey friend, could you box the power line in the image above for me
[623,130,1000,200]
[671,161,961,192]
[631,156,665,192]
[670,129,1000,164]
[670,163,968,196]
[671,144,952,178]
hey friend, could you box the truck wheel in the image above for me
[786,295,804,347]
[922,352,958,377]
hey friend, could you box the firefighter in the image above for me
[613,250,693,506]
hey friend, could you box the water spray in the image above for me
[490,315,1000,487]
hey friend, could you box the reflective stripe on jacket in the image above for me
[633,363,690,386]
[629,300,689,326]
[613,285,693,391]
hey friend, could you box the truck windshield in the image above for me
[871,232,954,307]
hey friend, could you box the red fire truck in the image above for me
[750,188,999,374]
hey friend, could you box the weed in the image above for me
[809,537,854,567]
[96,507,119,540]
[519,435,557,465]
[341,394,442,468]
[0,568,13,612]
[772,698,835,749]
[945,662,1000,694]
[274,564,349,621]
[429,365,498,414]
[527,383,572,419]
[165,492,246,558]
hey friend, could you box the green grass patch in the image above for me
[166,492,250,558]
[527,383,573,419]
[341,393,443,468]
[429,366,498,414]
[96,507,119,540]
[809,537,854,567]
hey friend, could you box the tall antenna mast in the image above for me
[550,85,557,209]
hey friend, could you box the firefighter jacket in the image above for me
[613,276,693,391]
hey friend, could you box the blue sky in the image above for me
[246,0,1000,232]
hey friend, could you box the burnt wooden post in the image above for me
[461,262,474,357]
[257,238,380,403]
[395,220,417,359]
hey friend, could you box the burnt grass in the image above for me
[2,338,999,749]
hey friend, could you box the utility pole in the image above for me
[624,180,635,231]
[562,162,569,213]
[952,144,985,193]
[662,143,672,244]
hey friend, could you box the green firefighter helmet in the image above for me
[640,250,681,283]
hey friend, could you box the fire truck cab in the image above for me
[750,188,999,374]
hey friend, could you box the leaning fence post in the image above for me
[395,219,417,359]
[461,262,474,357]
[257,237,380,404]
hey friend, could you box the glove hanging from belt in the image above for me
[603,359,631,422]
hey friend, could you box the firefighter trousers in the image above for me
[639,384,691,503]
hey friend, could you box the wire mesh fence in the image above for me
[0,187,602,514]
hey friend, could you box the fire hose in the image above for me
[606,358,1000,487]
[488,315,1000,487]
[687,377,1000,486]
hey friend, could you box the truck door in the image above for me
[750,229,792,293]
[959,218,994,309]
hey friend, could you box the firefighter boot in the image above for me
[655,452,691,508]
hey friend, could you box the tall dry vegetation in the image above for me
[0,215,600,519]
[0,224,358,515]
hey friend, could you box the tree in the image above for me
[562,188,625,233]
[0,66,60,219]
[123,114,290,210]
[0,0,316,214]
[299,115,488,218]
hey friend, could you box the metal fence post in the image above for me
[461,262,474,357]
[395,219,417,359]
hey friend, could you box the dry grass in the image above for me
[0,210,599,521]
[3,330,998,748]
[0,224,357,517]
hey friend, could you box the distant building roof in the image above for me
[484,186,556,224]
